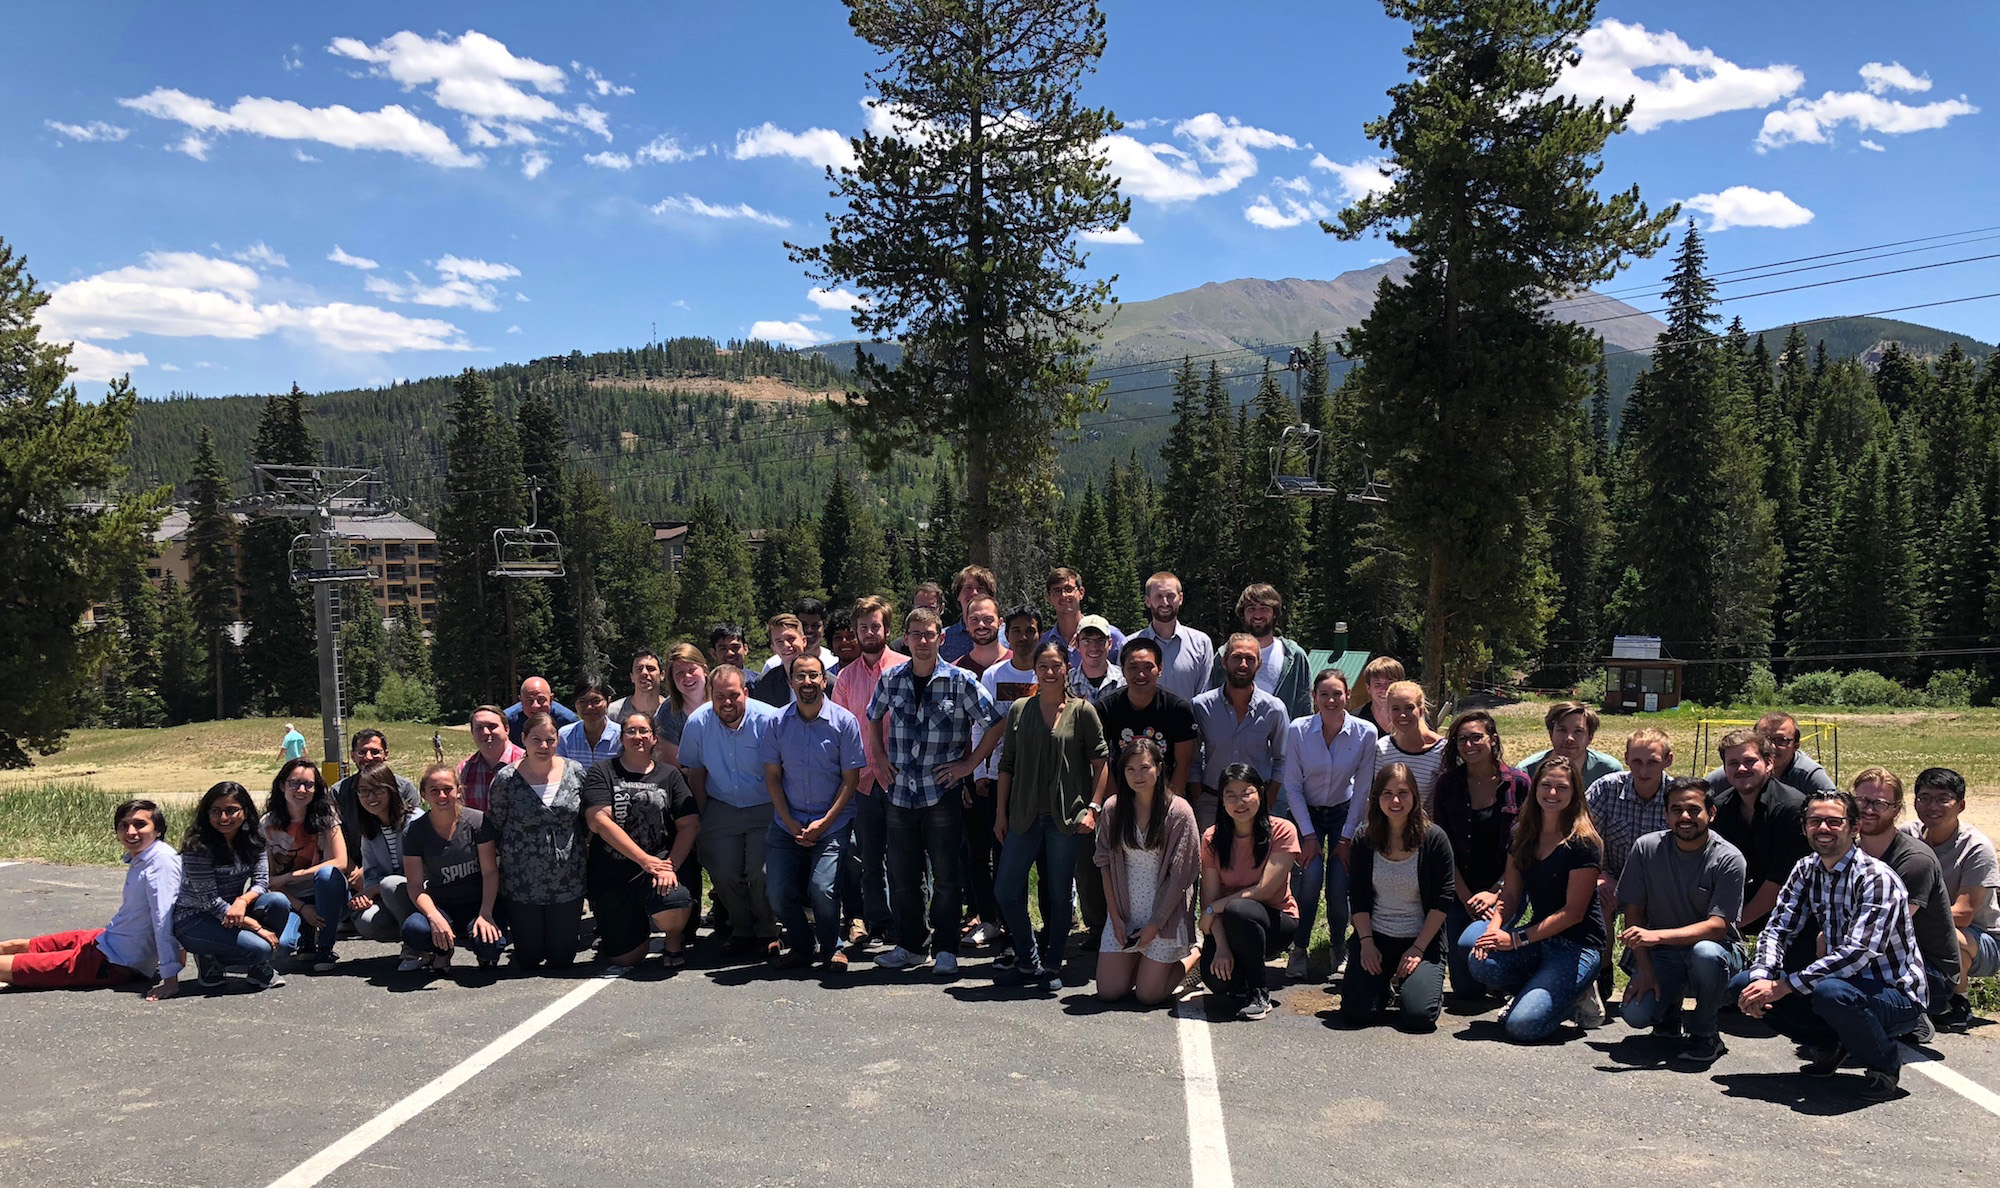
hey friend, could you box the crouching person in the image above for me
[172,782,295,990]
[400,764,506,972]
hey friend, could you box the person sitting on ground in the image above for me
[504,675,580,747]
[1615,776,1747,1067]
[1708,727,1809,942]
[1198,763,1303,1021]
[1729,788,1929,1101]
[1191,633,1289,835]
[1375,680,1449,817]
[582,712,699,973]
[1850,766,1960,1041]
[558,680,623,766]
[262,758,349,973]
[1339,763,1455,1031]
[1519,701,1623,788]
[1431,710,1530,1001]
[1464,755,1609,1041]
[760,655,865,970]
[400,764,506,972]
[1903,767,1999,1033]
[172,782,293,991]
[1280,666,1378,981]
[1094,733,1201,1007]
[993,640,1109,990]
[487,713,589,971]
[347,763,418,950]
[1702,711,1836,798]
[0,799,183,999]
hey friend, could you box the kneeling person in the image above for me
[582,713,700,972]
[761,654,867,969]
[1615,777,1747,1065]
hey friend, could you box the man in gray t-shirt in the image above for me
[1614,777,1748,1065]
[1903,767,2000,1032]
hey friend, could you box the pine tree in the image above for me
[788,0,1127,565]
[752,521,789,623]
[839,476,891,607]
[593,510,676,677]
[1157,359,1203,591]
[1098,461,1145,630]
[1589,348,1612,476]
[387,600,431,685]
[433,370,539,714]
[925,462,964,593]
[239,384,319,713]
[1834,438,1921,677]
[185,427,238,717]
[1329,0,1675,696]
[157,575,210,725]
[1544,379,1610,686]
[1069,482,1114,615]
[1237,361,1308,606]
[517,389,585,683]
[673,495,758,640]
[1181,363,1242,637]
[818,470,856,598]
[98,551,166,728]
[339,585,388,709]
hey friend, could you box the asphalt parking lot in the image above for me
[2,860,1997,1187]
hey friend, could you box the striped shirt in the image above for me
[1376,735,1451,819]
[557,719,623,767]
[1584,772,1669,879]
[173,845,269,926]
[1750,846,1928,1005]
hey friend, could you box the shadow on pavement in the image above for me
[1711,1071,1887,1114]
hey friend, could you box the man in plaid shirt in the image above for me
[1729,788,1928,1100]
[865,607,1004,975]
[458,705,524,812]
[1584,726,1673,1007]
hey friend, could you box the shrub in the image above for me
[1834,669,1906,708]
[1741,663,1778,706]
[1925,669,1977,708]
[361,672,440,723]
[1779,669,1840,705]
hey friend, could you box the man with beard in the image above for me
[1191,634,1288,833]
[1211,584,1311,719]
[940,565,998,664]
[761,653,866,971]
[1096,637,1201,808]
[1132,571,1212,703]
[1704,711,1836,798]
[831,596,906,948]
[681,666,782,957]
[1851,766,1959,1041]
[1709,728,1808,939]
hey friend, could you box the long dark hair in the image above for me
[1214,762,1271,873]
[353,762,410,840]
[1441,709,1506,778]
[1362,762,1429,854]
[1110,734,1172,852]
[187,781,264,864]
[1511,754,1602,871]
[265,758,336,834]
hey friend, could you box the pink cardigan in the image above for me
[1093,793,1200,940]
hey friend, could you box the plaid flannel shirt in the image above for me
[1584,771,1669,879]
[866,660,1004,809]
[1750,846,1928,1005]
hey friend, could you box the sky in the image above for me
[5,1,1995,397]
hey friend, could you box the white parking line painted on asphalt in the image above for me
[0,862,22,870]
[1900,1043,2000,1118]
[1175,996,1235,1188]
[265,971,624,1188]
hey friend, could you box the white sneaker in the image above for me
[934,951,959,976]
[1574,984,1605,1029]
[1284,949,1309,980]
[396,955,426,973]
[876,945,923,970]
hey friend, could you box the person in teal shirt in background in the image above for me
[281,724,307,762]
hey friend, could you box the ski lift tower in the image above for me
[239,464,395,781]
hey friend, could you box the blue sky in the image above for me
[6,1,1994,396]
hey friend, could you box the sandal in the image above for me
[660,949,687,969]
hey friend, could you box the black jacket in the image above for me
[1348,822,1456,957]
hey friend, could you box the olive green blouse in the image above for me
[997,693,1108,835]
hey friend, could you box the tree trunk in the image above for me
[1423,540,1449,705]
[965,431,993,567]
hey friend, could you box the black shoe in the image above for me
[1236,988,1274,1021]
[1938,994,1974,1034]
[1856,1068,1900,1101]
[1800,1044,1846,1076]
[1675,1033,1726,1066]
[1902,1013,1935,1044]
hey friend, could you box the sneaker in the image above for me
[1573,984,1605,1029]
[246,963,285,990]
[1856,1069,1900,1101]
[1496,999,1515,1025]
[603,964,633,978]
[1330,949,1348,979]
[1285,949,1309,981]
[933,951,959,977]
[195,956,225,988]
[1029,965,1063,992]
[875,945,923,971]
[396,955,426,973]
[1938,994,1974,1034]
[1800,1045,1846,1077]
[1902,1013,1936,1044]
[1675,1033,1727,1066]
[968,922,1002,948]
[311,953,338,973]
[1236,989,1274,1021]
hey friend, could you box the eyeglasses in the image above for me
[209,804,245,817]
[1768,735,1800,747]
[1854,797,1898,814]
[1804,816,1849,830]
[283,778,316,790]
[1914,793,1958,807]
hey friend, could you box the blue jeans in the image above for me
[1620,941,1744,1038]
[842,788,894,934]
[1289,805,1350,953]
[994,814,1086,972]
[399,900,508,965]
[1461,921,1601,1042]
[766,819,850,958]
[287,865,350,959]
[173,892,298,966]
[886,796,963,956]
[1726,970,1923,1074]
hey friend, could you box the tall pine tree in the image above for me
[185,427,239,717]
[239,385,319,713]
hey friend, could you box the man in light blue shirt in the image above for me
[681,665,782,953]
[1132,571,1214,703]
[1191,634,1290,834]
[761,654,867,968]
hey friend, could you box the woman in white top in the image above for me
[1093,733,1201,1006]
[1376,680,1449,817]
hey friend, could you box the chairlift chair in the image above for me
[490,481,566,579]
[1267,424,1341,499]
[287,533,373,584]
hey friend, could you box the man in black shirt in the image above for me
[1093,636,1198,801]
[1852,766,1960,1040]
[1708,728,1808,938]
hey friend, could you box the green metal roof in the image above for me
[1304,648,1371,686]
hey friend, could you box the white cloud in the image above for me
[732,121,857,170]
[807,287,874,311]
[796,313,821,322]
[750,320,829,348]
[119,87,479,167]
[515,292,530,302]
[45,119,129,142]
[36,250,472,356]
[158,362,181,372]
[583,66,634,97]
[636,134,700,164]
[293,148,319,163]
[1757,87,1977,149]
[232,241,289,269]
[1860,139,1886,152]
[650,194,791,227]
[1860,61,1931,95]
[436,256,520,282]
[584,150,631,170]
[1680,185,1815,231]
[363,255,520,311]
[1554,20,1803,132]
[282,51,303,72]
[327,245,379,270]
[670,299,690,310]
[1100,113,1295,203]
[506,324,522,333]
[327,30,610,140]
[61,341,150,382]
[1244,193,1331,230]
[1308,153,1395,203]
[1080,225,1143,245]
[520,150,550,178]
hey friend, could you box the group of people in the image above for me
[6,566,1995,1101]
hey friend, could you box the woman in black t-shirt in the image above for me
[400,763,506,972]
[1463,754,1607,1041]
[580,712,700,972]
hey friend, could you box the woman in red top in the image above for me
[1198,762,1301,1020]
